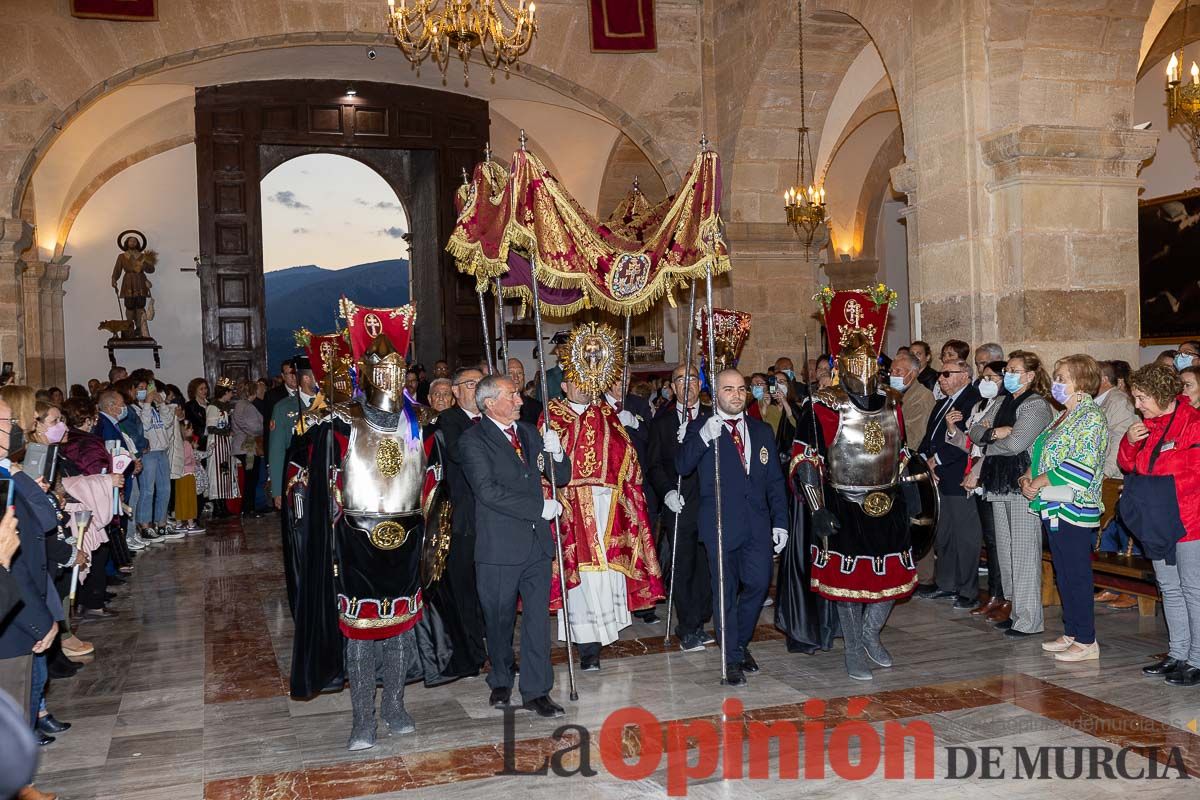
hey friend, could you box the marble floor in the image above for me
[31,516,1200,799]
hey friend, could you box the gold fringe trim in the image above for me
[810,576,918,601]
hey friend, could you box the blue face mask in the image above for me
[1176,353,1195,371]
[1051,381,1070,405]
[136,389,148,402]
[1003,372,1023,394]
[751,386,765,400]
[116,406,128,421]
[783,369,795,381]
[888,375,907,392]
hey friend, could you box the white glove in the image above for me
[541,499,563,520]
[617,409,639,430]
[772,527,789,554]
[677,420,689,443]
[542,430,564,461]
[663,490,685,513]
[699,415,724,446]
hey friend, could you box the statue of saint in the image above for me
[111,230,157,339]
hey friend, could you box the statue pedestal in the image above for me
[106,337,161,369]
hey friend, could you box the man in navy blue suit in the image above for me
[676,369,789,685]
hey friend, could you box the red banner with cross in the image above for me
[339,299,416,361]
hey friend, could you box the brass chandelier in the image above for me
[1166,0,1200,160]
[783,0,826,255]
[386,0,537,82]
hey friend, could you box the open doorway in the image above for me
[260,153,411,370]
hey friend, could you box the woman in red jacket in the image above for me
[1120,365,1200,686]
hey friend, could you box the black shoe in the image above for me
[35,729,55,746]
[678,632,706,653]
[952,595,976,610]
[47,659,80,679]
[1143,656,1185,677]
[581,654,600,672]
[993,619,1014,630]
[914,583,939,598]
[636,610,660,624]
[927,589,957,600]
[741,650,760,674]
[723,665,747,686]
[1165,664,1200,686]
[104,591,118,602]
[107,574,128,585]
[489,687,512,708]
[522,696,565,718]
[1004,628,1036,638]
[699,630,717,646]
[37,714,71,734]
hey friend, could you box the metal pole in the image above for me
[621,313,632,401]
[495,276,509,373]
[663,280,697,645]
[476,289,495,374]
[529,254,579,702]
[705,265,729,684]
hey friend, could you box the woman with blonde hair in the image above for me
[1023,354,1108,661]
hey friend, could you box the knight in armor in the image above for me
[289,330,449,751]
[788,289,935,681]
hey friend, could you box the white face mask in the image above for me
[978,379,999,399]
[888,375,908,392]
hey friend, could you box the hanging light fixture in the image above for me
[1166,0,1200,160]
[783,0,826,255]
[385,0,537,83]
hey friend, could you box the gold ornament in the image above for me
[863,420,885,455]
[376,439,405,478]
[560,321,625,402]
[369,520,409,551]
[863,491,893,518]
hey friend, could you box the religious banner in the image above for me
[588,0,656,53]
[448,145,729,318]
[694,307,752,372]
[813,284,897,356]
[70,0,158,21]
[338,298,416,360]
[294,328,351,385]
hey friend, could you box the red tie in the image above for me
[471,415,481,425]
[506,425,525,463]
[725,418,746,470]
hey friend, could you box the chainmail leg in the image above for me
[345,637,379,751]
[835,601,872,681]
[381,630,416,735]
[862,600,895,668]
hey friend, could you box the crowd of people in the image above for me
[3,331,1199,797]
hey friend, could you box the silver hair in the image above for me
[429,377,452,392]
[893,351,920,372]
[474,374,508,413]
[977,342,1004,362]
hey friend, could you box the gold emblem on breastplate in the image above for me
[863,420,885,455]
[369,520,408,550]
[376,438,404,478]
[863,491,892,517]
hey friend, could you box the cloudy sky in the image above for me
[260,153,409,271]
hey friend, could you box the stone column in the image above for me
[19,259,47,387]
[17,257,70,388]
[722,222,826,371]
[979,125,1157,365]
[0,218,34,381]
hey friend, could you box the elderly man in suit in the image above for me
[457,374,572,718]
[917,360,983,608]
[676,368,789,686]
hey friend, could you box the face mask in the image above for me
[1003,373,1023,394]
[933,385,945,401]
[7,426,23,455]
[660,388,672,400]
[136,389,148,402]
[1175,353,1195,371]
[751,386,765,400]
[45,420,68,443]
[1051,381,1070,405]
[978,379,999,399]
[888,375,907,392]
[116,406,128,422]
[783,369,795,381]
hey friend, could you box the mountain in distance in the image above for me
[265,258,409,370]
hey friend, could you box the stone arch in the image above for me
[10,32,684,219]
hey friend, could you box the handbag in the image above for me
[1038,484,1075,503]
[1116,406,1187,565]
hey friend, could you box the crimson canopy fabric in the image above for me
[70,0,157,20]
[589,0,656,53]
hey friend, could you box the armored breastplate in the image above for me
[341,411,426,515]
[821,389,902,492]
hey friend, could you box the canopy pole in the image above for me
[529,254,579,702]
[705,264,729,685]
[476,289,495,374]
[495,276,509,374]
[663,280,697,646]
[621,313,632,401]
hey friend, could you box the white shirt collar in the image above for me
[486,414,516,435]
[715,408,745,424]
[568,400,590,415]
[1095,389,1111,405]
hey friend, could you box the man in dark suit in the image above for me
[676,369,789,686]
[432,366,487,671]
[507,358,542,426]
[647,364,713,651]
[458,373,572,718]
[917,360,983,607]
